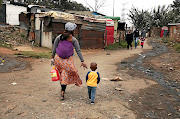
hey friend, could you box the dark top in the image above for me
[133,30,139,37]
[126,33,133,42]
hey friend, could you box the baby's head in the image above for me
[90,62,97,71]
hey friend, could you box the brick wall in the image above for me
[176,25,180,42]
[169,26,177,39]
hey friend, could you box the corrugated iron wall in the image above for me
[19,13,30,30]
[80,21,105,49]
[51,22,81,44]
[80,29,104,49]
[19,12,106,49]
[51,21,105,49]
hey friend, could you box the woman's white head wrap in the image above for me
[65,22,77,31]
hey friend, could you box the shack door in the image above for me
[105,19,114,46]
[160,26,169,37]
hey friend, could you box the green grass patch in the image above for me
[14,51,52,58]
[162,37,180,53]
[105,41,127,50]
[20,33,26,38]
[0,43,13,49]
[174,43,180,53]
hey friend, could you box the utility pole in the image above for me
[121,2,128,22]
[113,0,115,17]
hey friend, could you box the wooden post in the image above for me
[119,32,121,45]
[105,30,107,47]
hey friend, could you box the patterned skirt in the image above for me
[54,54,82,86]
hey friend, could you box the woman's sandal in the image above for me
[61,95,64,101]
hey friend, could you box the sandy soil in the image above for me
[0,39,179,119]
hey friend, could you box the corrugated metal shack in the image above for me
[168,23,180,42]
[19,10,106,49]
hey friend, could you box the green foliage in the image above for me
[128,0,179,29]
[20,33,25,38]
[105,41,127,50]
[16,0,89,11]
[63,1,90,11]
[150,5,174,27]
[171,0,180,22]
[0,43,13,49]
[162,37,180,53]
[0,38,13,49]
[14,51,52,58]
[0,0,2,7]
[174,44,180,53]
[128,7,150,30]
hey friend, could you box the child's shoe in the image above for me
[91,102,94,104]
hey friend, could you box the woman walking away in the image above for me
[126,30,133,50]
[51,22,87,100]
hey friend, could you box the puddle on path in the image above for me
[119,41,179,95]
[0,56,29,73]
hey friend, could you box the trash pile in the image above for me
[0,25,26,47]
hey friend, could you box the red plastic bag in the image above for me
[50,67,60,81]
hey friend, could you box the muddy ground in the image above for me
[0,38,179,119]
[118,38,180,118]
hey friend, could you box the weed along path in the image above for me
[0,38,179,118]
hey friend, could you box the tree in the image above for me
[149,5,174,27]
[128,5,175,29]
[0,0,3,7]
[171,0,180,22]
[128,7,150,30]
[14,0,89,11]
[84,0,106,12]
[64,1,90,11]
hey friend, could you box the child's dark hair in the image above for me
[90,62,97,71]
[60,30,74,41]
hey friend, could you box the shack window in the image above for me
[173,29,176,33]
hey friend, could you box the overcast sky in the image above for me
[73,0,175,26]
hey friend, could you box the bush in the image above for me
[174,43,180,53]
[20,34,26,38]
[162,37,180,53]
[105,41,127,50]
[0,41,13,49]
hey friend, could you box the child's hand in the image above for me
[51,58,55,65]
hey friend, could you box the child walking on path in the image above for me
[86,62,100,104]
[140,37,145,48]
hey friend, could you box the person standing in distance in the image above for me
[133,29,139,49]
[126,30,133,50]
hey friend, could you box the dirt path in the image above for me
[0,40,162,119]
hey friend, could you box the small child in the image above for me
[140,37,145,48]
[86,62,100,104]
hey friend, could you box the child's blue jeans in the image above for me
[87,86,97,102]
